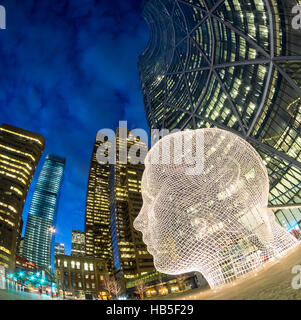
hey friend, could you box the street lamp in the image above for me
[49,226,56,234]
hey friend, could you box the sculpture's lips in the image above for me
[146,243,156,254]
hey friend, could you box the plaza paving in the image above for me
[0,287,53,300]
[152,245,301,300]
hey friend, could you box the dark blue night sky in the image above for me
[0,0,149,254]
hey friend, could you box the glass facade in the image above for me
[85,130,154,279]
[138,0,301,234]
[22,155,65,269]
[109,129,154,279]
[85,139,113,272]
[0,124,45,271]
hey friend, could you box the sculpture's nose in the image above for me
[133,210,148,232]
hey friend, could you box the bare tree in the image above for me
[135,280,146,300]
[103,275,113,297]
[111,278,122,299]
[104,275,122,299]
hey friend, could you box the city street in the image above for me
[0,288,53,300]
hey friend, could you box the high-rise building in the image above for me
[138,0,301,233]
[22,155,66,269]
[110,128,154,279]
[71,230,85,257]
[55,243,65,256]
[85,129,154,279]
[0,123,45,271]
[85,139,113,270]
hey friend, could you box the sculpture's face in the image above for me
[134,129,274,275]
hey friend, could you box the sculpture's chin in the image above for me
[153,256,172,274]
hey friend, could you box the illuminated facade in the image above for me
[85,130,154,279]
[138,0,301,233]
[126,270,198,298]
[0,123,45,271]
[55,254,108,299]
[85,139,113,271]
[110,129,154,279]
[71,230,85,257]
[22,155,66,269]
[55,243,65,256]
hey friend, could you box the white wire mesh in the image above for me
[134,128,299,289]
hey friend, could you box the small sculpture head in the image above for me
[134,128,297,288]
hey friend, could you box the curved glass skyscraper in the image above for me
[138,0,301,232]
[22,155,65,269]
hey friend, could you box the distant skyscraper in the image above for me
[22,155,66,269]
[0,123,45,271]
[138,0,301,233]
[71,230,85,257]
[18,237,24,256]
[85,139,113,271]
[55,243,65,256]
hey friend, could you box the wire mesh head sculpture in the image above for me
[134,128,298,289]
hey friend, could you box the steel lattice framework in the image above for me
[138,0,301,232]
[134,128,298,288]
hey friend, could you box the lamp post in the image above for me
[49,226,56,234]
[48,226,56,298]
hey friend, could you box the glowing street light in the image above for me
[49,227,56,234]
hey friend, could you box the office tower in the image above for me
[85,130,154,279]
[71,230,85,257]
[0,124,45,271]
[55,243,65,256]
[138,0,301,233]
[85,139,113,271]
[110,129,154,279]
[22,155,66,269]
